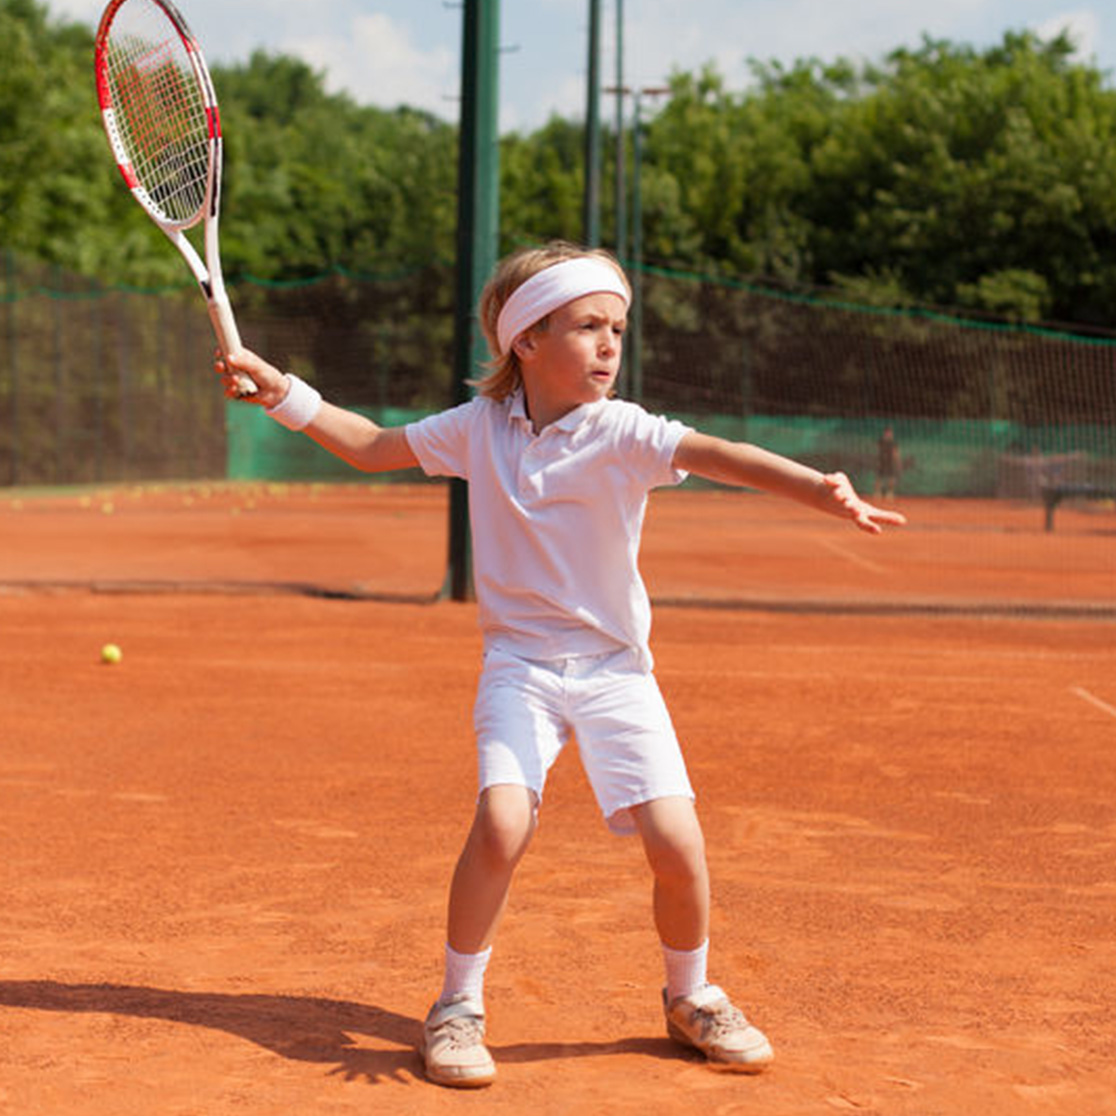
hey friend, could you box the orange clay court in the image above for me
[1,482,1114,1115]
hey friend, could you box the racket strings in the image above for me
[103,2,210,224]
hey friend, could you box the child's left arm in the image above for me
[673,431,906,535]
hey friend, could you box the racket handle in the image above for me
[209,297,258,397]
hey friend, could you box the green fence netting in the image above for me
[3,252,1115,494]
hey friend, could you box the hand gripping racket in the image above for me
[94,0,256,395]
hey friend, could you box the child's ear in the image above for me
[513,334,537,360]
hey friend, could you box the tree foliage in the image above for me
[4,0,1116,330]
[0,0,146,275]
[638,33,1116,326]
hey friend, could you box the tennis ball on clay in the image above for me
[100,643,123,665]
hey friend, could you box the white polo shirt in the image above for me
[405,391,691,668]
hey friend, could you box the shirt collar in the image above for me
[508,390,605,433]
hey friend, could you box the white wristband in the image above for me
[266,374,322,431]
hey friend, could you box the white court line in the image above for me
[815,537,890,575]
[755,644,1111,665]
[1071,687,1116,720]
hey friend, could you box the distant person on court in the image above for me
[216,241,906,1088]
[875,425,900,500]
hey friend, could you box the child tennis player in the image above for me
[217,241,905,1088]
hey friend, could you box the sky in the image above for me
[58,0,1113,133]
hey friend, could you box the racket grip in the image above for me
[209,297,258,396]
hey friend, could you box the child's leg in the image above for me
[632,795,774,1072]
[446,783,538,955]
[423,785,536,1089]
[631,795,710,950]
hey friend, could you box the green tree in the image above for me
[500,116,584,251]
[0,0,167,279]
[4,1,1116,331]
[215,53,459,280]
[640,32,1116,327]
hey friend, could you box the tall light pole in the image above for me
[444,0,501,601]
[583,0,602,246]
[603,81,630,393]
[629,86,669,403]
[614,0,625,263]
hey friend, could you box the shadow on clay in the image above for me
[0,980,686,1084]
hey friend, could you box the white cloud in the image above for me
[49,0,108,23]
[619,0,983,90]
[1033,10,1100,61]
[44,0,1115,129]
[502,70,585,134]
[292,13,457,116]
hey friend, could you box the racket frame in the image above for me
[95,0,255,394]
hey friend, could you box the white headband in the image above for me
[496,258,631,355]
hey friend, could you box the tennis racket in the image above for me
[94,0,256,395]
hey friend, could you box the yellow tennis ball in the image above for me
[101,643,123,665]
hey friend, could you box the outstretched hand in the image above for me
[214,348,290,409]
[823,472,907,534]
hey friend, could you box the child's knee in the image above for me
[635,799,708,883]
[471,785,537,869]
[647,829,707,886]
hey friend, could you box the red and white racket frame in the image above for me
[94,0,255,394]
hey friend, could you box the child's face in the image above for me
[517,292,627,422]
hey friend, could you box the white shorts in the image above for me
[473,646,694,835]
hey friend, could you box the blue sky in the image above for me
[61,1,1113,133]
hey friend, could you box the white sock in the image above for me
[662,939,709,1003]
[439,943,492,1006]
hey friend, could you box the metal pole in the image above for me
[53,265,65,484]
[614,0,625,263]
[631,92,644,403]
[604,80,631,394]
[444,0,501,602]
[583,0,601,246]
[630,87,669,406]
[4,251,19,485]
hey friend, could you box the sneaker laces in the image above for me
[690,997,748,1042]
[435,1013,486,1051]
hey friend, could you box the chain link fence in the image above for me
[3,252,1115,494]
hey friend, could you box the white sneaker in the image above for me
[421,994,496,1088]
[663,984,774,1072]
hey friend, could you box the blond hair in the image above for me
[472,241,630,400]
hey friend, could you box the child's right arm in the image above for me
[217,348,419,475]
[674,430,905,534]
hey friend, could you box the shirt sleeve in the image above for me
[610,401,693,488]
[404,400,478,479]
